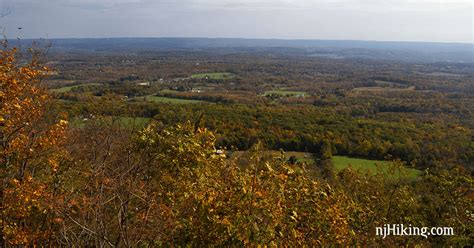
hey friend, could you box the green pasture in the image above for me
[191,72,235,79]
[333,156,421,179]
[51,83,102,93]
[237,151,421,179]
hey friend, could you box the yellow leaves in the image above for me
[59,119,68,125]
[11,178,20,185]
[291,229,299,239]
[3,179,53,245]
[47,157,59,172]
[0,47,66,245]
[290,210,299,222]
[221,217,231,226]
[265,162,273,172]
[279,173,288,181]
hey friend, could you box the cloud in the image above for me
[0,0,471,42]
[2,0,471,12]
[64,0,142,10]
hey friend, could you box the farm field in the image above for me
[287,152,420,178]
[332,155,421,179]
[231,151,421,179]
[353,86,416,92]
[191,72,235,79]
[51,83,102,93]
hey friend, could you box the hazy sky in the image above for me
[0,0,472,43]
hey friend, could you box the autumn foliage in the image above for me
[0,46,67,245]
[0,45,472,246]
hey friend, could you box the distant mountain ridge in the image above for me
[12,37,474,63]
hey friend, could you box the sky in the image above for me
[0,0,472,43]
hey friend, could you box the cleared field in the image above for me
[51,83,102,93]
[137,96,206,104]
[289,153,421,179]
[264,90,306,97]
[420,72,465,77]
[333,156,421,179]
[353,86,416,92]
[191,72,235,79]
[232,151,421,179]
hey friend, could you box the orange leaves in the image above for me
[37,119,68,149]
[5,176,48,216]
[0,47,68,245]
[278,173,288,181]
[2,175,54,245]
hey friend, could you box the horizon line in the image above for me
[11,36,474,46]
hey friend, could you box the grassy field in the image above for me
[51,83,102,93]
[264,90,306,97]
[333,156,421,179]
[137,96,206,104]
[232,151,421,179]
[191,72,235,79]
[353,86,416,92]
